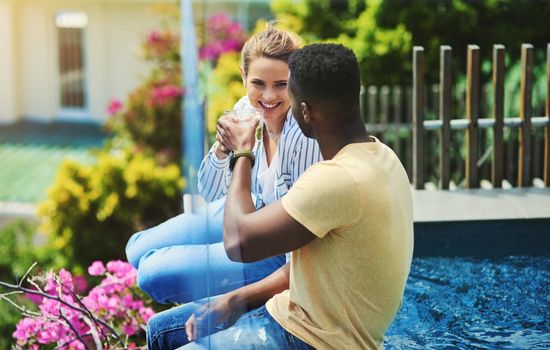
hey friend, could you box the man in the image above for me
[147,43,413,350]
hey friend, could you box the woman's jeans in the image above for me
[125,196,286,304]
[147,302,314,350]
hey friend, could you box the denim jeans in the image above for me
[147,303,315,350]
[125,196,286,304]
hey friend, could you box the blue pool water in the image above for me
[385,256,550,349]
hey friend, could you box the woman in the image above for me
[125,24,321,305]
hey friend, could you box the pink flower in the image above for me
[151,84,183,106]
[139,306,155,323]
[107,296,120,310]
[199,12,247,61]
[88,261,106,276]
[58,269,74,291]
[25,286,43,304]
[13,260,154,348]
[37,323,62,344]
[106,260,132,274]
[73,275,88,294]
[13,317,38,343]
[131,300,144,311]
[122,321,138,337]
[122,294,134,308]
[147,31,162,45]
[44,272,57,294]
[107,99,123,116]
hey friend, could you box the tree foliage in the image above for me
[271,0,550,85]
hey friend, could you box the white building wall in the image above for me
[10,0,168,124]
[18,3,57,122]
[1,0,270,124]
[0,0,18,124]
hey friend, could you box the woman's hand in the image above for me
[217,116,259,153]
[185,295,239,342]
[214,113,237,159]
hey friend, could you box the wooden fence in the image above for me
[362,43,550,190]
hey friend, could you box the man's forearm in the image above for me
[223,157,256,260]
[227,263,290,312]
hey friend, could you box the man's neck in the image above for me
[315,114,371,160]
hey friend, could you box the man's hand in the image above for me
[185,264,291,342]
[185,295,244,342]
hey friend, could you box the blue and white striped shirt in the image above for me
[197,96,323,208]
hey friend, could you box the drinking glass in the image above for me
[223,108,263,128]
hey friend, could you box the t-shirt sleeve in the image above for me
[281,162,361,238]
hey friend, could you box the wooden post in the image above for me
[393,86,402,159]
[368,85,378,124]
[359,85,365,120]
[439,46,452,189]
[380,85,390,143]
[393,86,402,123]
[545,44,550,186]
[492,45,505,188]
[432,84,439,117]
[518,44,533,187]
[413,47,425,189]
[466,45,480,188]
[406,86,413,180]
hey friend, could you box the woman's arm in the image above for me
[197,144,231,202]
[197,96,252,202]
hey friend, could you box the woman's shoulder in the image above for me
[233,96,251,109]
[283,111,309,144]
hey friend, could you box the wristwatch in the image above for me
[229,149,255,171]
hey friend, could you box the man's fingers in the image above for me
[185,315,195,342]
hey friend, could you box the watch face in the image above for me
[229,153,236,171]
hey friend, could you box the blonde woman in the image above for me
[126,24,321,306]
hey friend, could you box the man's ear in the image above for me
[301,102,310,121]
[240,67,246,87]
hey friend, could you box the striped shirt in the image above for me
[197,96,323,208]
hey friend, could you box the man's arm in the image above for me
[186,263,290,341]
[227,262,290,311]
[223,157,316,262]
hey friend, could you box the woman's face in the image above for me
[243,57,290,121]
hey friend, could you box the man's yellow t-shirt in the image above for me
[266,139,413,349]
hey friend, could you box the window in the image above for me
[56,12,87,109]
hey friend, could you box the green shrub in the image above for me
[37,150,184,271]
[0,220,61,349]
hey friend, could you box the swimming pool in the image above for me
[385,255,550,349]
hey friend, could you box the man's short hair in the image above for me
[288,43,360,111]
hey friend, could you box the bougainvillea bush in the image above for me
[8,261,154,349]
[107,11,247,164]
[200,13,247,62]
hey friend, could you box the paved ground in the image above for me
[0,121,108,203]
[413,187,550,222]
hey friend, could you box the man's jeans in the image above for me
[147,303,314,350]
[125,196,286,304]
